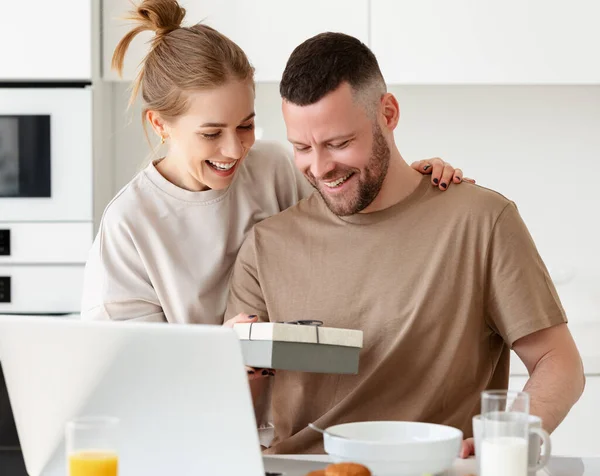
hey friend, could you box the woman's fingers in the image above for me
[223,313,258,328]
[428,158,446,187]
[439,163,456,190]
[411,159,435,174]
[452,168,463,184]
[247,366,275,380]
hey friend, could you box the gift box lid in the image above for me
[233,321,363,348]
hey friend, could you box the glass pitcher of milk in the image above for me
[480,390,551,476]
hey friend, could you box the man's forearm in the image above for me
[522,348,585,433]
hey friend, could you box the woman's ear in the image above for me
[380,93,400,131]
[146,110,168,139]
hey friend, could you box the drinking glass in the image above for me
[65,416,119,476]
[480,390,550,476]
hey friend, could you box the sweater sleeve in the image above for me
[80,209,166,323]
[225,227,267,321]
[273,143,314,211]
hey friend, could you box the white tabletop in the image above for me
[264,454,600,476]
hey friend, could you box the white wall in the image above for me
[387,85,600,325]
[100,83,600,324]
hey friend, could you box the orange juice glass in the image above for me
[66,417,119,476]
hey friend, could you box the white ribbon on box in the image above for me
[250,320,323,343]
[234,321,363,348]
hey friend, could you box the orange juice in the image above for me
[68,450,118,476]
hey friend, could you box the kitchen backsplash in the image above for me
[102,83,600,323]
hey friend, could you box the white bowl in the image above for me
[322,421,462,476]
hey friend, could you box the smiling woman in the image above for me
[81,0,314,328]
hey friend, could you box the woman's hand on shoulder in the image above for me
[411,157,476,190]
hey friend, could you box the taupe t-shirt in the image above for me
[226,175,567,454]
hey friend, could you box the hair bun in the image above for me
[111,0,186,77]
[135,0,186,38]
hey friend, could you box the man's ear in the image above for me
[380,93,400,131]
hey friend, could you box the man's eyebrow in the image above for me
[322,134,355,142]
[288,134,355,145]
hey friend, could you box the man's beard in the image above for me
[309,126,390,216]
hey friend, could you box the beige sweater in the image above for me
[81,141,312,324]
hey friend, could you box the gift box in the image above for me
[233,320,363,374]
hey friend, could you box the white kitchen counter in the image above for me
[264,454,600,476]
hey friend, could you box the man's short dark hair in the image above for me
[280,32,386,107]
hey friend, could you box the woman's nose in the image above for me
[222,135,244,160]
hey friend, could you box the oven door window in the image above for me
[0,115,51,198]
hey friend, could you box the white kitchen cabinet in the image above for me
[0,265,85,314]
[0,223,93,265]
[0,1,91,80]
[371,0,600,84]
[103,0,369,82]
[509,376,600,457]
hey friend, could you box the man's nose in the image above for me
[309,150,336,180]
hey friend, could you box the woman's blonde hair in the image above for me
[112,0,254,125]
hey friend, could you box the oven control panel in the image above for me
[0,277,10,303]
[0,230,9,256]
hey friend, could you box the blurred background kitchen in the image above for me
[0,0,598,459]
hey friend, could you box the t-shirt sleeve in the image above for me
[485,202,567,347]
[225,227,268,321]
[80,212,166,323]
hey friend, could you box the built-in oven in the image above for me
[0,86,93,313]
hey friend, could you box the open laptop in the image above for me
[0,315,327,476]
